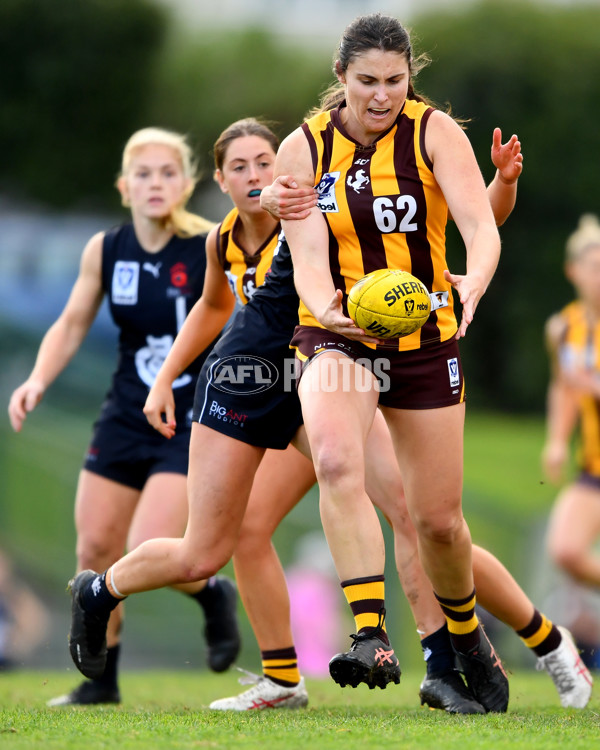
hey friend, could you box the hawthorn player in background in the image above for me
[543,215,600,605]
[7,128,240,705]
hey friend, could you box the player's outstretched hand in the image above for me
[260,175,318,220]
[143,378,176,439]
[491,127,523,184]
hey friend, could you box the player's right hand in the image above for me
[8,380,45,432]
[143,379,176,439]
[260,175,318,220]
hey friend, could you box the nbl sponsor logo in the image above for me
[211,355,279,394]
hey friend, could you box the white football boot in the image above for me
[536,626,593,708]
[209,670,308,711]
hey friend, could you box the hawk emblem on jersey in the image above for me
[243,279,257,300]
[347,169,370,193]
[112,261,139,305]
[316,171,340,213]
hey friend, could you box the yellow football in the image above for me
[347,268,431,339]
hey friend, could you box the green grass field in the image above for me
[2,382,599,747]
[1,669,599,749]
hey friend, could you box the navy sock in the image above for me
[94,644,120,688]
[422,624,456,676]
[80,571,122,615]
[191,577,218,610]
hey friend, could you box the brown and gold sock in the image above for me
[517,609,561,657]
[341,574,389,645]
[435,588,480,653]
[262,646,300,687]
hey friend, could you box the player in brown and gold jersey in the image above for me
[277,12,507,712]
[544,215,600,594]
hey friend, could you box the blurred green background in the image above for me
[1,0,600,677]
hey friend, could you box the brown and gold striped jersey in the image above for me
[299,99,457,351]
[216,207,280,306]
[553,300,600,476]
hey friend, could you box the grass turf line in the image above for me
[0,669,598,750]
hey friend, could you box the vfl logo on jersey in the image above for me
[347,169,370,193]
[429,290,449,311]
[316,171,340,213]
[112,261,139,305]
[447,357,460,388]
[135,334,192,389]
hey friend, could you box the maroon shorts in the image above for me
[290,325,465,410]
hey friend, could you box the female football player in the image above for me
[64,112,590,712]
[7,127,240,705]
[543,215,600,590]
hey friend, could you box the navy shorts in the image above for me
[192,306,303,450]
[290,325,465,410]
[575,471,600,491]
[83,411,191,490]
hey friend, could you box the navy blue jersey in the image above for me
[99,223,211,428]
[193,233,304,449]
[242,231,299,339]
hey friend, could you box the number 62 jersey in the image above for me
[300,99,456,351]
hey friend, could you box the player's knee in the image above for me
[76,533,122,570]
[177,546,230,583]
[413,510,463,545]
[235,525,271,558]
[312,444,357,489]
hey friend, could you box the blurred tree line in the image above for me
[2,0,600,412]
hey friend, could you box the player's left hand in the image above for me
[491,127,523,184]
[444,268,486,338]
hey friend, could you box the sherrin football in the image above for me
[347,268,431,339]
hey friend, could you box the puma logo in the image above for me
[142,262,162,278]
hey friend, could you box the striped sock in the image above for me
[341,574,389,644]
[262,646,300,687]
[517,609,561,657]
[435,588,480,653]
